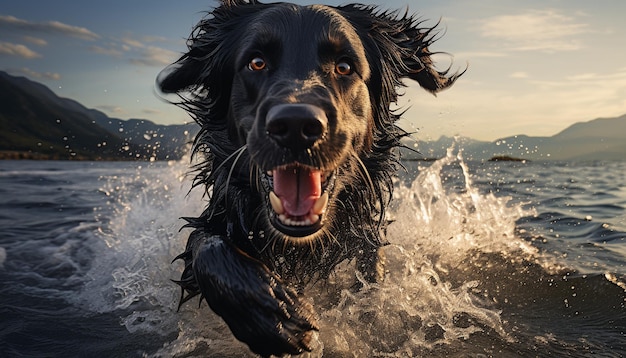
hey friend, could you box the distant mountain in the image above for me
[2,71,624,161]
[403,114,626,161]
[0,71,195,160]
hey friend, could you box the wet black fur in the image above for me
[158,0,460,356]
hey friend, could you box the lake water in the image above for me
[1,149,625,357]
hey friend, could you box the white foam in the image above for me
[76,158,204,324]
[299,147,537,355]
[389,146,537,265]
[0,247,6,268]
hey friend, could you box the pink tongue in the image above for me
[273,166,322,217]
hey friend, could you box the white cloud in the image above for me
[0,15,99,41]
[0,41,40,59]
[96,105,125,114]
[89,45,124,57]
[121,35,169,48]
[22,36,47,46]
[86,36,176,66]
[510,72,529,79]
[11,67,61,80]
[121,37,144,48]
[94,36,180,67]
[139,35,169,43]
[478,10,589,52]
[129,46,179,67]
[143,108,162,115]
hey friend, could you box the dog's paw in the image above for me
[244,277,319,356]
[192,238,319,356]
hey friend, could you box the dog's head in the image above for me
[158,0,460,243]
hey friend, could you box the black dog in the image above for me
[158,0,459,355]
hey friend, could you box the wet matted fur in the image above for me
[158,0,460,355]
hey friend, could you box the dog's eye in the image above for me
[248,57,266,71]
[335,61,352,76]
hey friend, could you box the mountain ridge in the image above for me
[0,71,195,160]
[404,114,626,161]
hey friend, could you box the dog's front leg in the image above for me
[190,232,319,356]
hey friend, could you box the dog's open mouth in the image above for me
[263,164,335,238]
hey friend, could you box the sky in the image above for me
[1,0,625,142]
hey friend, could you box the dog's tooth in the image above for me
[310,214,319,224]
[269,191,284,215]
[312,192,329,215]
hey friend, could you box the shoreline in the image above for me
[0,150,182,161]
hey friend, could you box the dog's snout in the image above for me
[266,104,327,150]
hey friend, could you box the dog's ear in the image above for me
[340,5,463,95]
[156,27,228,95]
[157,56,203,94]
[390,18,462,94]
[157,0,262,94]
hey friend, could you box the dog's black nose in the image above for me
[266,104,327,150]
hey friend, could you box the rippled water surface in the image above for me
[0,153,624,357]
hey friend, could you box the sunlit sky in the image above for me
[1,0,625,141]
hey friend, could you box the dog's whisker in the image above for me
[353,153,378,199]
[211,145,248,177]
[245,148,265,191]
[199,146,243,221]
[258,233,275,255]
[249,163,258,191]
[224,145,248,210]
[324,226,340,247]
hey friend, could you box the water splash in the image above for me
[301,146,538,356]
[76,158,205,335]
[79,147,544,356]
[390,146,537,263]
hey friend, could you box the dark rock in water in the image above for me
[488,155,528,162]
